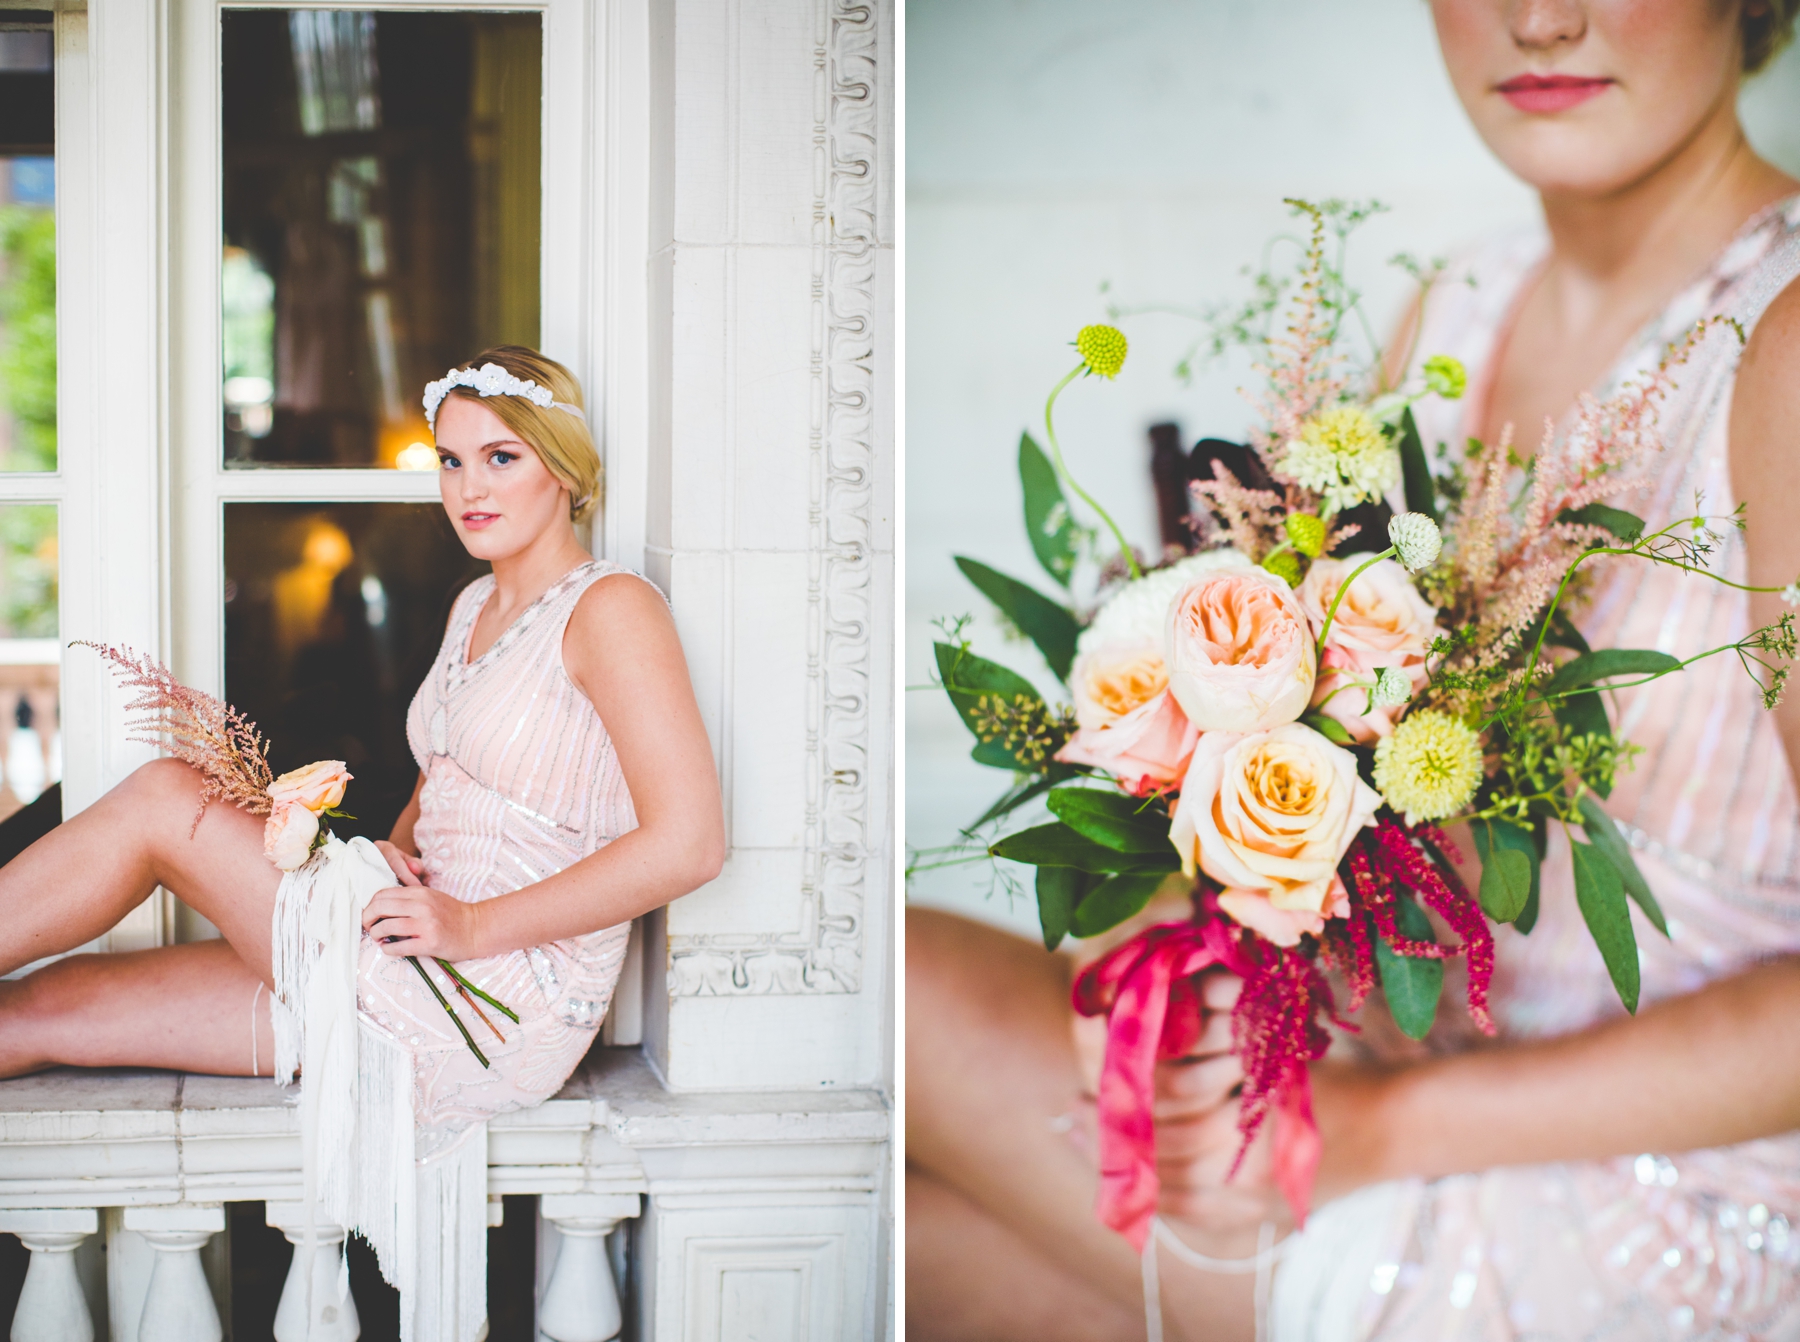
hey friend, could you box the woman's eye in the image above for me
[492,451,516,466]
[438,454,459,469]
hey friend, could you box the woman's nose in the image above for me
[1510,0,1587,52]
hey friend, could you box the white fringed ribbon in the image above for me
[272,834,488,1342]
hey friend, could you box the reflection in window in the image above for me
[0,22,53,474]
[221,11,543,468]
[224,503,487,839]
[0,505,59,822]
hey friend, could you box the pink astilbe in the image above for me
[1189,462,1287,560]
[1228,934,1340,1176]
[77,642,274,833]
[1244,204,1347,481]
[1374,820,1496,1035]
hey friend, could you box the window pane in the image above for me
[224,503,487,839]
[221,11,542,468]
[0,503,58,823]
[0,23,54,473]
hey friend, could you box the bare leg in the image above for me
[906,907,1255,1342]
[0,758,283,979]
[0,940,277,1077]
[906,1165,1141,1342]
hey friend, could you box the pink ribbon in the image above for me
[1072,917,1321,1250]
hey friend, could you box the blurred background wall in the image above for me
[905,0,1800,938]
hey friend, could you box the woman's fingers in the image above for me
[1201,971,1243,1013]
[1154,1053,1245,1119]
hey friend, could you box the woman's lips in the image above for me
[1496,73,1613,113]
[461,511,499,530]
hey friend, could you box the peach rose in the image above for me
[1297,557,1442,742]
[263,801,321,872]
[1164,567,1316,733]
[1169,722,1380,946]
[267,759,352,812]
[1056,688,1199,795]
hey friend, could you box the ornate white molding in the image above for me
[667,0,881,997]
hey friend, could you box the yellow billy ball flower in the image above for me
[1075,324,1129,380]
[1373,709,1483,826]
[1281,405,1399,514]
[1284,511,1327,559]
[1423,354,1467,400]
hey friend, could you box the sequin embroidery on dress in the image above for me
[1272,196,1800,1342]
[356,559,643,1158]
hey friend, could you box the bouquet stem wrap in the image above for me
[1071,906,1325,1250]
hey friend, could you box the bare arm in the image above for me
[362,573,726,958]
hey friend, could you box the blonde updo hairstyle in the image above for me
[438,345,600,523]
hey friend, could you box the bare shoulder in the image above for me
[562,571,682,693]
[1730,274,1800,564]
[1733,273,1800,438]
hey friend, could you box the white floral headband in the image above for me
[422,362,588,432]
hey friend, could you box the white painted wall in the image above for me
[904,0,1800,938]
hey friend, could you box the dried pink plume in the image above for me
[77,642,275,833]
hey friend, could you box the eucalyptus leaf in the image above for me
[1545,648,1682,697]
[1376,898,1444,1041]
[1576,794,1668,937]
[1070,872,1171,938]
[990,822,1181,874]
[1552,691,1613,796]
[1020,432,1081,588]
[1036,865,1095,951]
[971,770,1065,830]
[955,556,1081,682]
[935,642,1052,772]
[1559,502,1645,541]
[1572,838,1639,1014]
[1470,817,1539,923]
[1513,822,1546,934]
[1398,407,1440,524]
[1046,787,1173,854]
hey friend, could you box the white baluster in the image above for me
[263,1202,361,1342]
[536,1194,639,1342]
[121,1205,224,1342]
[0,1208,97,1342]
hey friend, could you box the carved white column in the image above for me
[536,1193,639,1342]
[264,1202,361,1342]
[121,1205,224,1342]
[0,1208,98,1342]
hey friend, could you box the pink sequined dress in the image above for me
[1272,196,1800,1341]
[355,559,637,1157]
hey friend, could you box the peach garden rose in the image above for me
[267,759,352,812]
[1297,556,1442,742]
[1168,721,1381,946]
[1164,565,1316,733]
[263,801,321,872]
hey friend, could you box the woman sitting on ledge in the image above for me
[0,344,724,1122]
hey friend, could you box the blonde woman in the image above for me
[0,346,723,1326]
[910,3,1800,1339]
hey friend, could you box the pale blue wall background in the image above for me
[905,0,1800,939]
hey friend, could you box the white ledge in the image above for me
[0,1047,890,1210]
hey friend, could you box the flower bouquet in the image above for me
[921,200,1798,1246]
[79,641,518,1066]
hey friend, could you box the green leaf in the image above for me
[1398,407,1440,524]
[1576,794,1668,938]
[1036,865,1095,951]
[1513,822,1546,934]
[1376,898,1444,1041]
[935,642,1053,771]
[1470,818,1539,923]
[1572,838,1639,1014]
[990,822,1180,874]
[954,556,1081,682]
[1301,711,1357,745]
[1545,648,1682,697]
[1020,433,1081,588]
[1070,873,1171,938]
[1551,690,1613,796]
[1559,503,1644,542]
[1047,787,1172,853]
[971,770,1065,830]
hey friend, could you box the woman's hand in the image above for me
[373,838,425,888]
[361,885,483,962]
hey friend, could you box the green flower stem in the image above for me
[434,958,521,1024]
[1314,546,1396,652]
[408,955,490,1069]
[1312,677,1376,711]
[1045,362,1140,580]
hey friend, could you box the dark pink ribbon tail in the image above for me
[1272,1069,1322,1231]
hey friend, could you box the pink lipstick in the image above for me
[1496,73,1613,113]
[461,511,499,530]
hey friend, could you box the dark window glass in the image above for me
[221,10,542,467]
[223,503,487,839]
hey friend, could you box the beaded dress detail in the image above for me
[1273,196,1800,1341]
[356,559,637,1155]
